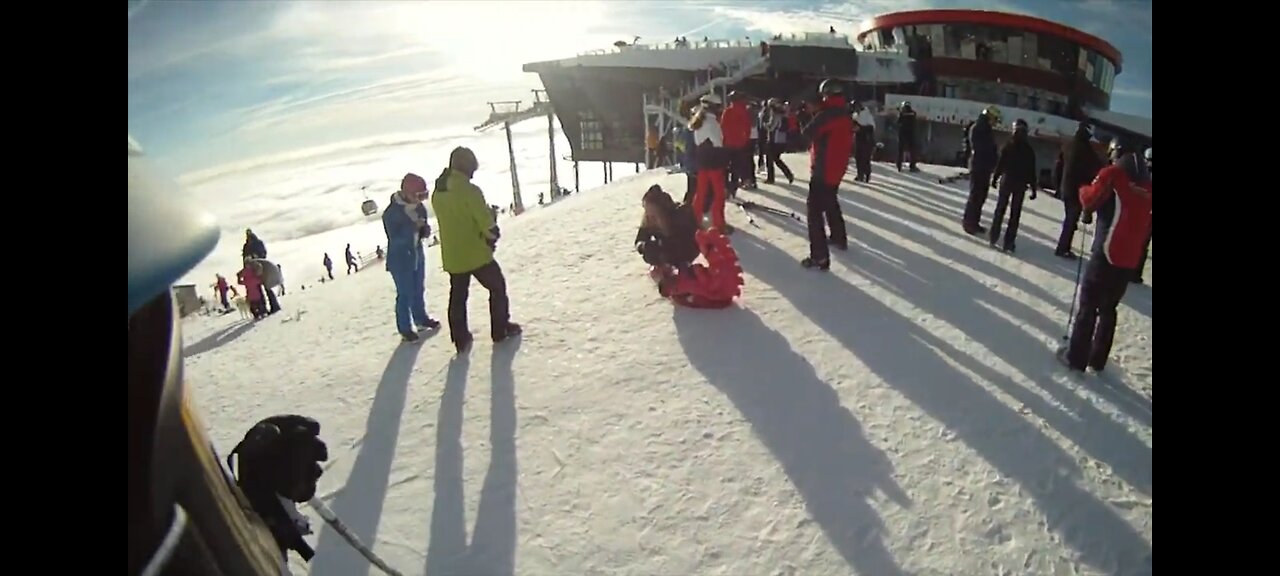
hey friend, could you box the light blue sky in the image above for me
[128,0,1152,177]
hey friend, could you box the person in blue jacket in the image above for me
[382,173,441,342]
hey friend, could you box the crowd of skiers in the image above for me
[380,146,522,351]
[643,77,1151,375]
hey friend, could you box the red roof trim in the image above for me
[857,10,1122,73]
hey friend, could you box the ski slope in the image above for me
[182,155,1152,576]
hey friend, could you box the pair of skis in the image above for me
[733,199,804,227]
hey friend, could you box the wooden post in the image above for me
[573,160,580,193]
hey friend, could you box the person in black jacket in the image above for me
[962,108,998,234]
[1053,122,1103,259]
[636,185,701,272]
[988,119,1038,252]
[896,101,919,172]
[242,228,267,259]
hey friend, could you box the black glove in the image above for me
[1029,188,1037,200]
[639,241,665,266]
[1082,211,1094,225]
[487,225,501,250]
[227,415,328,560]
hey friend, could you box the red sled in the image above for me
[648,229,744,309]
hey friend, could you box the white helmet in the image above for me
[699,93,722,105]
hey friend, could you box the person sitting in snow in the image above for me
[636,185,700,274]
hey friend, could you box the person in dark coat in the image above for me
[322,253,334,280]
[635,185,701,272]
[1132,147,1152,283]
[896,101,918,172]
[242,229,267,260]
[988,119,1038,252]
[1054,122,1103,259]
[962,108,998,234]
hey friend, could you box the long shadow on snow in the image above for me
[732,232,1152,575]
[674,306,912,576]
[426,340,521,576]
[858,180,1066,278]
[309,343,422,576]
[183,319,255,358]
[844,191,1154,427]
[745,189,1154,479]
[867,171,1066,249]
[749,185,1065,312]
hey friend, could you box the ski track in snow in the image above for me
[182,156,1152,576]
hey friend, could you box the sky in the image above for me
[128,0,1152,178]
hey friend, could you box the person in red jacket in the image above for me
[799,79,854,270]
[1058,138,1152,372]
[721,91,755,194]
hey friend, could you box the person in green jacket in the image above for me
[432,146,522,353]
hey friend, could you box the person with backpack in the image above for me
[1058,138,1152,372]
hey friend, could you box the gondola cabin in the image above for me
[361,199,378,216]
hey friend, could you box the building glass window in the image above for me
[1027,95,1039,111]
[580,110,604,151]
[941,84,958,98]
[1004,91,1018,106]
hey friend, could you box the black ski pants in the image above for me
[807,178,847,262]
[448,260,512,344]
[1065,256,1132,370]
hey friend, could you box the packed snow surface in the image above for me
[184,156,1152,576]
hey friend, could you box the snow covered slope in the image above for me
[183,156,1152,576]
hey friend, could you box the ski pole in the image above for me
[308,497,406,576]
[1063,216,1090,341]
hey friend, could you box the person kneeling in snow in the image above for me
[636,185,700,275]
[637,185,743,307]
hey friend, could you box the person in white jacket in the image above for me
[689,94,731,233]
